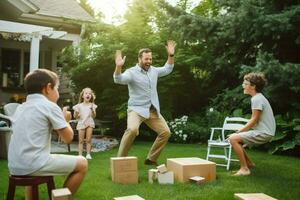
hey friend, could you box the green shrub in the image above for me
[267,115,300,154]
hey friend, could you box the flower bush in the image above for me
[168,115,190,143]
[167,109,230,143]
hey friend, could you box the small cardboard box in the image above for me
[148,169,158,183]
[189,176,205,184]
[167,157,216,183]
[114,195,145,200]
[157,164,168,174]
[112,171,138,184]
[234,193,278,200]
[52,188,72,200]
[111,157,138,184]
[158,171,174,184]
[111,157,138,172]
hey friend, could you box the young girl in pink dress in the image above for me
[73,88,97,159]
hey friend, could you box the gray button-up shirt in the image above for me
[113,63,174,118]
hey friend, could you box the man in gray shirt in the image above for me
[229,72,276,176]
[113,40,176,165]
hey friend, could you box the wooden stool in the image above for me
[7,175,55,200]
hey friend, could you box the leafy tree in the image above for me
[159,0,300,153]
[164,0,300,103]
[61,0,300,154]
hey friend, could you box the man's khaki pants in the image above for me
[117,109,171,162]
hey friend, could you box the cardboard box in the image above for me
[167,157,216,182]
[157,164,168,174]
[148,169,158,183]
[189,176,205,184]
[158,171,174,184]
[114,195,145,200]
[112,171,138,184]
[52,188,72,200]
[111,157,138,172]
[111,157,138,184]
[234,193,277,200]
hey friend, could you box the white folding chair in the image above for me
[0,103,20,125]
[206,117,249,170]
[4,103,20,117]
[0,103,20,159]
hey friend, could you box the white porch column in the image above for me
[51,51,58,71]
[30,32,41,72]
[20,49,24,85]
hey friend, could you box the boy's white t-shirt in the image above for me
[251,93,276,136]
[8,94,67,175]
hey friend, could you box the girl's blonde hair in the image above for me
[78,87,96,103]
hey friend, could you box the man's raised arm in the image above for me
[113,50,132,85]
[114,50,126,75]
[166,40,176,65]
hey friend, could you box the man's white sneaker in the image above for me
[86,154,92,160]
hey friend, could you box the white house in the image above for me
[0,0,95,104]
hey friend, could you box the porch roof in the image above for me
[0,20,73,44]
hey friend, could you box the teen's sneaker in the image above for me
[86,154,92,160]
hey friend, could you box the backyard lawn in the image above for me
[0,142,299,200]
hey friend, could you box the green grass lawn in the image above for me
[1,142,299,200]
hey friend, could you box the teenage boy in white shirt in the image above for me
[229,72,276,176]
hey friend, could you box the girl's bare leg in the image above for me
[85,127,93,155]
[78,130,85,156]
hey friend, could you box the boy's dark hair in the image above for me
[138,48,152,59]
[244,72,266,92]
[24,69,58,94]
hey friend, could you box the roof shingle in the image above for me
[29,0,94,22]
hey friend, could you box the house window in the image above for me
[1,48,29,88]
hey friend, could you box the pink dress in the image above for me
[73,103,97,130]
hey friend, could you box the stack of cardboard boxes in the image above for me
[111,157,138,184]
[148,157,215,184]
[148,164,174,184]
[167,157,216,183]
[111,156,215,185]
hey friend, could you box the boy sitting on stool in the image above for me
[8,69,88,198]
